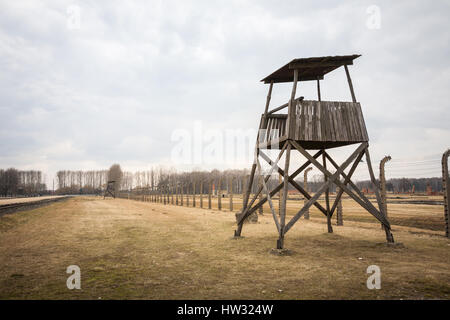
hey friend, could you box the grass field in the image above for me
[0,196,449,299]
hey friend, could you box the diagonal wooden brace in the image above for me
[237,144,287,226]
[255,153,283,232]
[242,144,288,214]
[292,141,391,228]
[237,150,323,226]
[284,141,367,234]
[324,150,390,227]
[324,150,364,216]
[259,149,328,217]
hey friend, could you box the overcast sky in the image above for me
[0,0,449,185]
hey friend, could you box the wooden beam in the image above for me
[263,75,323,84]
[289,60,354,69]
[344,65,357,103]
[236,148,321,226]
[244,146,286,211]
[267,96,303,115]
[256,157,280,233]
[323,152,333,233]
[258,150,328,216]
[317,78,321,101]
[241,164,256,212]
[237,144,287,226]
[303,167,313,219]
[316,146,392,228]
[257,136,288,150]
[263,81,274,115]
[287,69,299,139]
[380,156,392,229]
[325,150,365,215]
[326,153,387,224]
[280,142,291,237]
[284,141,366,234]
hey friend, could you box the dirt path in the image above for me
[0,196,449,299]
[0,195,67,205]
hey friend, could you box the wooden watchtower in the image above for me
[103,180,116,199]
[234,55,395,249]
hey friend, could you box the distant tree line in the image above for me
[56,164,124,195]
[54,163,445,196]
[56,169,109,195]
[55,166,252,195]
[355,177,443,193]
[0,168,46,197]
[302,176,443,193]
[126,168,255,195]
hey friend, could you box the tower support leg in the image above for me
[323,152,333,233]
[278,143,291,249]
[235,163,257,237]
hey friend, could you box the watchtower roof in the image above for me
[261,54,361,83]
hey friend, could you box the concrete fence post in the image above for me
[442,149,450,238]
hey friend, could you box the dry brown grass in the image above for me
[0,196,449,300]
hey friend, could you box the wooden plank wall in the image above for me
[261,100,368,144]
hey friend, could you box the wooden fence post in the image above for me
[336,189,343,226]
[442,149,450,238]
[278,173,282,216]
[218,178,222,210]
[208,180,212,209]
[258,176,263,215]
[229,176,233,212]
[181,184,184,206]
[303,167,313,219]
[380,156,391,229]
[175,184,178,205]
[193,181,196,208]
[200,181,203,208]
[186,183,190,207]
